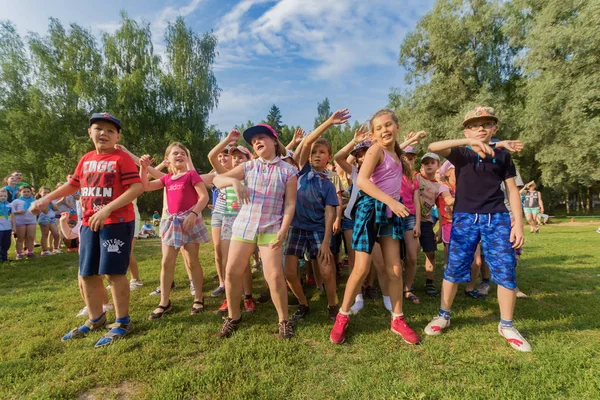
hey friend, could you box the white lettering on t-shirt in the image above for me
[168,183,184,191]
[81,187,113,197]
[82,160,117,174]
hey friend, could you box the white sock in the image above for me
[350,294,364,314]
[383,295,392,311]
[219,282,224,288]
[391,312,404,319]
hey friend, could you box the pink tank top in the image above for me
[370,149,403,216]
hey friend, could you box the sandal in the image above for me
[61,314,107,341]
[148,301,172,320]
[190,299,205,315]
[425,282,438,297]
[94,321,134,348]
[465,289,486,300]
[404,289,421,305]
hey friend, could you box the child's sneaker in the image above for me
[53,248,63,254]
[211,285,225,297]
[217,317,241,339]
[26,252,35,258]
[465,289,486,299]
[477,281,491,295]
[350,294,364,315]
[94,321,134,348]
[278,320,294,339]
[515,287,529,299]
[244,298,256,313]
[330,313,349,344]
[391,315,420,344]
[149,287,161,296]
[76,306,89,317]
[217,299,228,315]
[41,250,53,256]
[292,304,310,321]
[15,253,24,260]
[498,323,531,352]
[424,316,451,335]
[103,303,114,312]
[129,279,143,291]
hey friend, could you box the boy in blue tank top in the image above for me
[423,106,531,352]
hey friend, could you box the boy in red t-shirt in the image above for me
[31,113,143,348]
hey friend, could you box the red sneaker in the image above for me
[217,299,228,315]
[330,313,349,344]
[391,315,420,344]
[244,298,256,313]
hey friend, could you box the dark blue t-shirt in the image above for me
[292,164,339,232]
[446,146,516,214]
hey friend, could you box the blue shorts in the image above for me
[342,217,354,232]
[419,221,437,252]
[38,215,56,226]
[445,212,516,289]
[330,232,343,254]
[403,214,416,231]
[285,227,325,259]
[79,221,135,277]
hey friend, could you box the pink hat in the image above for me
[229,145,251,158]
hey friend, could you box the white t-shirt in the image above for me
[343,166,360,220]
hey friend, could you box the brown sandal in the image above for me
[190,300,204,315]
[404,289,421,305]
[149,301,172,320]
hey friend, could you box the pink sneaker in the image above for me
[330,313,349,344]
[391,315,420,344]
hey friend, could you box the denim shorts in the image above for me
[342,217,354,232]
[403,214,416,231]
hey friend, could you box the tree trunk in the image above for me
[586,187,592,213]
[566,193,571,214]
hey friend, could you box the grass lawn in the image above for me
[1,222,599,399]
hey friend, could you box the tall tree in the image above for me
[265,104,283,132]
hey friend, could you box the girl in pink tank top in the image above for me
[330,109,425,346]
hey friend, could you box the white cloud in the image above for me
[214,0,425,80]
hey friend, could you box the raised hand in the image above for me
[468,139,495,158]
[294,128,305,144]
[226,129,241,144]
[405,130,427,144]
[354,124,370,143]
[495,140,523,153]
[328,108,351,125]
[139,155,155,168]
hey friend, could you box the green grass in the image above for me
[1,222,599,399]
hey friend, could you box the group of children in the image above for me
[25,106,531,351]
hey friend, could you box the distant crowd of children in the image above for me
[15,106,533,351]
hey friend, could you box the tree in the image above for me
[265,104,283,132]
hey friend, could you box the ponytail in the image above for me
[394,142,412,179]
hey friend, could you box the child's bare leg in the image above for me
[403,232,419,291]
[260,244,289,322]
[181,242,203,303]
[40,225,49,251]
[285,255,307,305]
[466,245,482,292]
[49,224,60,250]
[242,266,252,296]
[226,241,256,320]
[128,237,140,281]
[81,275,105,320]
[343,230,355,274]
[497,285,516,320]
[440,279,459,311]
[15,226,25,254]
[372,243,389,296]
[340,251,372,312]
[156,245,179,310]
[424,251,436,280]
[379,236,403,314]
[312,260,323,288]
[212,226,224,285]
[106,274,129,319]
[317,258,337,306]
[25,224,35,253]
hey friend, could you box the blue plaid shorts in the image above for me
[444,212,517,289]
[285,227,325,259]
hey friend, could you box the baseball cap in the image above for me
[243,124,278,144]
[421,152,440,162]
[462,106,498,127]
[404,146,416,155]
[229,145,251,158]
[350,140,371,156]
[89,112,121,131]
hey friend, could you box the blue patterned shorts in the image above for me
[285,227,325,259]
[445,212,517,289]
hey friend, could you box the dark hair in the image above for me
[369,109,411,178]
[312,138,333,155]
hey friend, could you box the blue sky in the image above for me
[1,0,435,131]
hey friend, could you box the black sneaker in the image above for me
[292,304,310,321]
[425,282,438,296]
[464,289,486,300]
[328,305,339,322]
[364,285,380,300]
[217,317,242,339]
[278,320,295,339]
[257,289,272,304]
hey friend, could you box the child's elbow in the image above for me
[130,182,144,196]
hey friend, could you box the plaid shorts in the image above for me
[285,227,325,259]
[161,210,210,249]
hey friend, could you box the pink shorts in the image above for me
[441,223,452,244]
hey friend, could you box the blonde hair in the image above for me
[164,142,190,175]
[369,109,411,178]
[36,186,50,199]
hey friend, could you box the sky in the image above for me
[0,0,435,131]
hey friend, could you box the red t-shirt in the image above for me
[159,170,203,214]
[69,149,141,226]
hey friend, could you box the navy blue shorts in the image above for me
[330,232,343,254]
[79,221,135,277]
[444,212,516,289]
[419,221,437,252]
[285,227,325,259]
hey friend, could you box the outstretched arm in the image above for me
[209,130,239,174]
[139,155,165,192]
[286,128,305,151]
[399,131,427,150]
[428,138,494,158]
[334,125,369,175]
[298,109,351,169]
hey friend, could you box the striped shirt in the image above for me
[231,157,298,240]
[224,183,242,217]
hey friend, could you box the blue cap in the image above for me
[89,112,121,131]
